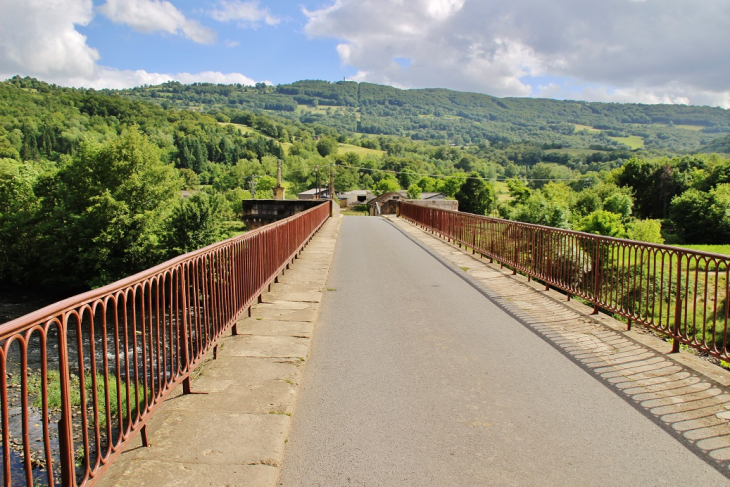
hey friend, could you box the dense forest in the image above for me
[115,79,730,153]
[2,75,730,295]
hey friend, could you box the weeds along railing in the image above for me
[400,202,730,361]
[0,201,330,486]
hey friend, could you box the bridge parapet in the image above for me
[400,201,730,362]
[0,202,330,486]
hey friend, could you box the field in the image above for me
[573,124,601,133]
[649,123,706,131]
[573,124,644,149]
[494,181,512,203]
[675,244,730,257]
[675,124,705,131]
[219,122,260,135]
[337,143,385,157]
[607,135,644,150]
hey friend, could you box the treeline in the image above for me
[117,79,730,153]
[2,76,730,294]
[495,153,730,245]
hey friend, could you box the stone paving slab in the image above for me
[387,215,730,476]
[98,215,342,487]
[102,460,276,487]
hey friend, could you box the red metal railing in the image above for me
[400,202,730,361]
[0,202,330,486]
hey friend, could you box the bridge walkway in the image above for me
[98,216,342,486]
[279,216,730,486]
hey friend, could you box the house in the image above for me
[341,189,376,206]
[367,192,406,216]
[367,191,458,215]
[297,188,331,200]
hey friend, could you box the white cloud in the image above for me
[0,0,257,89]
[305,0,730,107]
[98,0,217,44]
[225,40,240,48]
[0,0,99,78]
[210,1,279,26]
[67,68,255,89]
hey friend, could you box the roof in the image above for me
[342,189,373,196]
[367,191,405,206]
[298,188,329,195]
[420,192,447,200]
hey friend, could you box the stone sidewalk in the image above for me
[98,215,342,487]
[386,215,730,475]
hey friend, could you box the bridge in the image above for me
[3,201,730,485]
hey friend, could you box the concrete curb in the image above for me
[98,215,343,487]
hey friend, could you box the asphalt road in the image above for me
[278,217,728,486]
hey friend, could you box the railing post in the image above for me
[546,256,552,291]
[672,255,683,353]
[57,322,76,486]
[592,240,602,315]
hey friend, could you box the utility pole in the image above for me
[314,166,319,199]
[329,164,335,202]
[249,174,259,199]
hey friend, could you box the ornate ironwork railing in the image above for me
[400,202,730,361]
[0,202,330,486]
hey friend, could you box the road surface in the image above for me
[279,216,727,486]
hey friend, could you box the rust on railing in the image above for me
[0,201,330,486]
[400,201,730,362]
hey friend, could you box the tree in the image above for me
[529,163,576,189]
[406,184,421,200]
[602,193,633,220]
[506,178,531,205]
[437,173,467,197]
[455,172,495,215]
[670,184,730,243]
[35,128,182,289]
[373,176,400,196]
[316,137,338,157]
[575,210,626,238]
[0,159,41,287]
[573,191,601,217]
[626,219,664,244]
[417,176,437,192]
[165,192,228,256]
[179,168,200,190]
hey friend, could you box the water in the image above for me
[0,291,60,326]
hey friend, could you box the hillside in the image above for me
[706,134,730,154]
[115,80,730,153]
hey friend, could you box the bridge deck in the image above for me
[279,216,730,485]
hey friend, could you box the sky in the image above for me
[1,0,729,107]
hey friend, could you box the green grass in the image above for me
[219,122,265,136]
[675,124,705,131]
[573,124,644,149]
[650,123,706,131]
[574,124,601,133]
[337,143,385,157]
[341,209,369,216]
[494,181,512,204]
[607,135,644,149]
[15,369,137,428]
[675,244,730,257]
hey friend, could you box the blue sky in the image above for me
[77,1,357,84]
[0,0,728,107]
